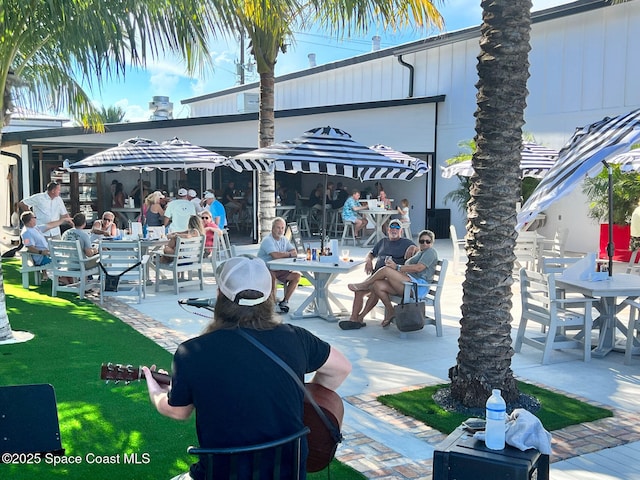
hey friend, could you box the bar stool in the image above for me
[341,221,357,246]
[298,214,312,238]
[401,222,412,240]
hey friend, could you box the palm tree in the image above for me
[98,105,127,124]
[230,0,445,240]
[448,0,532,407]
[0,0,237,341]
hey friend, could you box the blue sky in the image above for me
[89,0,570,122]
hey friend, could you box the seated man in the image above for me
[257,217,301,314]
[62,213,99,268]
[20,211,72,279]
[339,219,417,330]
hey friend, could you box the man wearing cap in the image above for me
[202,191,227,229]
[18,181,72,239]
[258,217,301,313]
[187,189,205,214]
[142,256,351,480]
[164,188,197,233]
[20,211,70,269]
[339,219,416,330]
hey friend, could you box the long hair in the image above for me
[203,290,278,333]
[187,215,204,235]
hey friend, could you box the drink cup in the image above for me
[341,249,350,261]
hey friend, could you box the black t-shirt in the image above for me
[371,237,415,271]
[169,324,330,479]
[222,187,235,205]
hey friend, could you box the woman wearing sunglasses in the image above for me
[346,229,438,327]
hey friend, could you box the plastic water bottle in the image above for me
[485,389,506,450]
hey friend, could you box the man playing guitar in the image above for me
[142,257,351,479]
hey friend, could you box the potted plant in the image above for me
[582,164,640,261]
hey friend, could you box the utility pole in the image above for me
[238,34,245,85]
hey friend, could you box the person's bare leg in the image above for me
[283,272,300,302]
[356,290,380,322]
[270,272,278,300]
[372,281,403,326]
[349,266,409,292]
[350,290,367,321]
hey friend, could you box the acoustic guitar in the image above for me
[100,363,343,472]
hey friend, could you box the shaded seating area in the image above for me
[48,239,99,299]
[98,240,149,304]
[154,235,205,294]
[515,268,594,364]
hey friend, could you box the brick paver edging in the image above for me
[91,295,640,480]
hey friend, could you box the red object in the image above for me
[599,224,631,262]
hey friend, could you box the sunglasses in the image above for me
[389,224,401,230]
[419,239,432,244]
[201,216,211,220]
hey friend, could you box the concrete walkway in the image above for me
[84,239,640,479]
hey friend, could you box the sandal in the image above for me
[381,317,394,328]
[339,320,366,330]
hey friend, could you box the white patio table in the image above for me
[360,209,395,247]
[555,273,640,357]
[268,257,364,322]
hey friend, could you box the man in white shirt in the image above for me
[164,188,196,232]
[257,217,300,313]
[19,182,71,239]
[188,189,204,213]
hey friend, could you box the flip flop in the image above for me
[381,317,394,328]
[339,320,365,330]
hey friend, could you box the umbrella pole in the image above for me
[321,174,328,252]
[139,170,145,223]
[604,161,614,276]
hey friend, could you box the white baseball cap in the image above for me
[218,257,272,306]
[188,189,197,197]
[204,191,216,199]
[177,188,188,197]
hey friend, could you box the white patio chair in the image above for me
[154,236,205,294]
[19,250,48,289]
[449,225,466,274]
[48,239,100,299]
[98,239,148,304]
[515,268,594,364]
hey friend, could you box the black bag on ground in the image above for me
[393,283,425,332]
[99,261,142,292]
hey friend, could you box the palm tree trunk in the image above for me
[0,129,13,341]
[450,0,532,407]
[257,69,276,241]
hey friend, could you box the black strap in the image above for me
[98,261,142,278]
[235,328,342,444]
[401,282,419,305]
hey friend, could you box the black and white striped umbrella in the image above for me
[368,144,431,175]
[518,109,640,229]
[441,142,558,179]
[230,126,427,181]
[64,137,227,173]
[607,148,640,172]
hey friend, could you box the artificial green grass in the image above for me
[378,382,613,436]
[0,258,363,480]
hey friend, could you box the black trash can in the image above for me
[426,209,451,239]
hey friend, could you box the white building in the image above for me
[182,0,640,252]
[3,0,638,252]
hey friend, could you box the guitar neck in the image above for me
[149,370,171,385]
[100,363,171,385]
